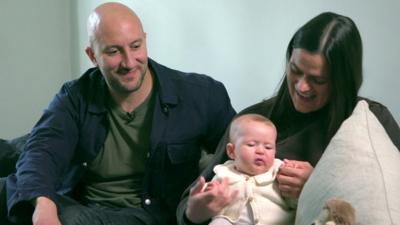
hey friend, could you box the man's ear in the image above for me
[226,143,236,160]
[85,47,98,66]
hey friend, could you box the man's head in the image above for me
[227,114,277,176]
[85,2,149,96]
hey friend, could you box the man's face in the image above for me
[87,17,148,95]
[287,48,331,113]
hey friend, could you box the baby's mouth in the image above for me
[254,158,265,166]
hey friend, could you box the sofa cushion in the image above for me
[295,100,400,225]
[0,139,19,177]
[0,133,29,177]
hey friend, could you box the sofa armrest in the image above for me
[0,133,29,177]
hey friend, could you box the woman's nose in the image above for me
[296,76,312,93]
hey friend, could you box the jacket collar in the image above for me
[148,58,179,106]
[87,58,178,114]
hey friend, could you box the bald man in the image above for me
[4,2,235,225]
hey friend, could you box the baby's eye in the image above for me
[264,145,273,150]
[246,143,255,147]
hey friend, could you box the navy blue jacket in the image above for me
[6,59,236,224]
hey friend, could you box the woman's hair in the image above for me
[271,12,363,138]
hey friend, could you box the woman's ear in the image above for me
[226,143,236,160]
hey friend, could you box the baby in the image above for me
[207,114,295,225]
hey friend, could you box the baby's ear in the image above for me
[226,143,236,160]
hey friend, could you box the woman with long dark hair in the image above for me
[178,12,400,225]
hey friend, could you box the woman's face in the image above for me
[287,48,331,113]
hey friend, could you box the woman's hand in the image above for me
[277,159,313,198]
[185,176,238,223]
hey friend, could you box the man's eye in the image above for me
[105,49,119,55]
[131,42,141,49]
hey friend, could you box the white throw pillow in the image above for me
[295,100,400,225]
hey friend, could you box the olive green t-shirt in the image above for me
[82,91,154,208]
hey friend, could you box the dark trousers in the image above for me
[57,196,157,225]
[0,178,157,225]
[0,177,13,225]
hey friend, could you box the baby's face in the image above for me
[230,121,277,176]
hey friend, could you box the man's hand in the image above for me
[185,176,238,224]
[277,159,313,198]
[32,196,62,225]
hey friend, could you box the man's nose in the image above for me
[121,51,136,68]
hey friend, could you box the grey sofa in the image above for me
[0,134,29,177]
[0,134,29,224]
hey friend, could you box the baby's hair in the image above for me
[229,114,276,142]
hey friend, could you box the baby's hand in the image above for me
[186,177,238,223]
[202,179,228,193]
[202,181,213,192]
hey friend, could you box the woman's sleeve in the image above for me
[369,102,400,150]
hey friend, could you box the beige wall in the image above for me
[1,0,399,139]
[0,0,73,138]
[76,0,400,124]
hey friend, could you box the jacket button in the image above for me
[82,162,88,167]
[162,105,169,114]
[144,199,151,205]
[146,153,150,158]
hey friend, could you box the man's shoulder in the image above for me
[150,59,223,90]
[58,68,104,97]
[65,68,102,88]
[54,68,106,111]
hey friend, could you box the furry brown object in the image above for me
[313,198,356,225]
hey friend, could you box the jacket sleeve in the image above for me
[6,82,80,223]
[369,101,400,150]
[176,128,231,225]
[202,81,236,153]
[176,78,236,225]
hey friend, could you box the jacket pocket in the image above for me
[162,143,201,208]
[166,142,201,164]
